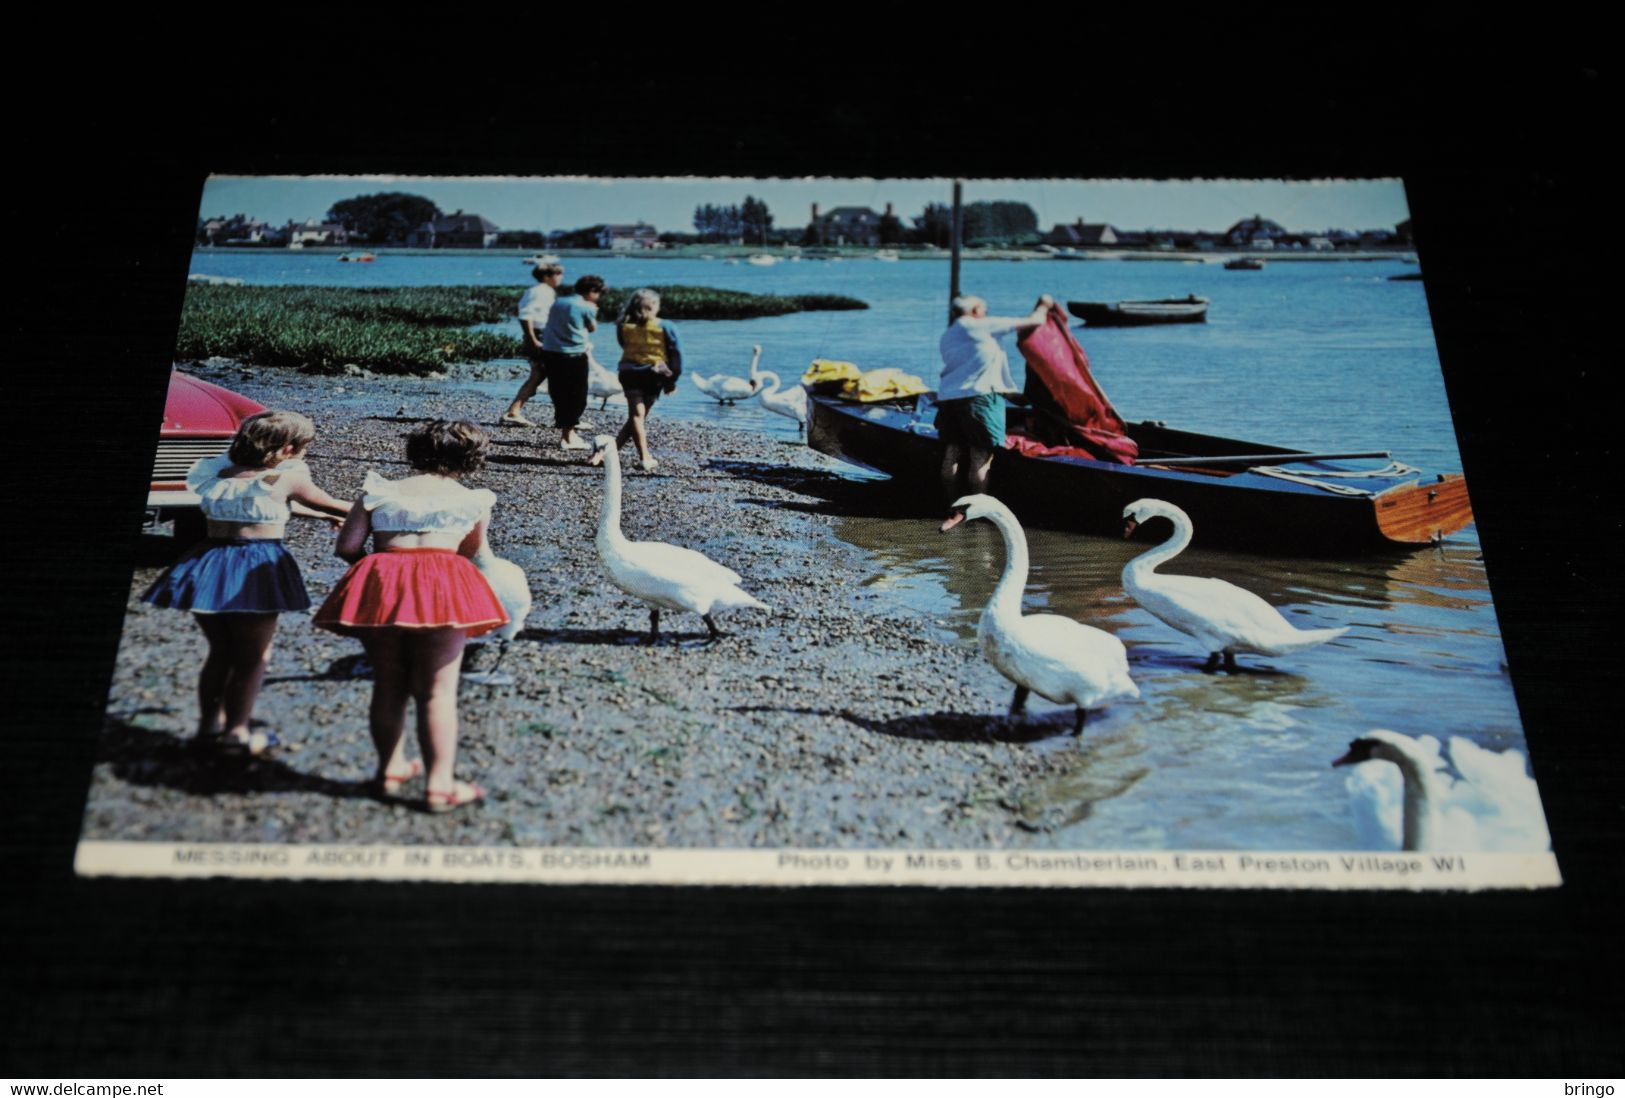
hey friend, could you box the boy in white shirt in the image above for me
[936,292,1053,524]
[500,262,566,426]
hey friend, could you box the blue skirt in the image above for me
[143,538,311,614]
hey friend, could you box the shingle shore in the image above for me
[83,361,1125,849]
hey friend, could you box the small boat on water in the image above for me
[522,253,562,266]
[874,249,900,262]
[1067,295,1209,327]
[1224,257,1264,270]
[746,254,778,266]
[338,252,376,263]
[808,313,1471,555]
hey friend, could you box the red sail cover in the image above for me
[1008,309,1138,464]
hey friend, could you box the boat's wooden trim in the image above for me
[809,396,1476,554]
[1371,473,1474,544]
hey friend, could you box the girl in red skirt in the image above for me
[315,421,509,812]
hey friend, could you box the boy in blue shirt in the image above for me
[541,274,607,451]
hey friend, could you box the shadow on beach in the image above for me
[515,626,726,648]
[705,459,931,520]
[728,703,1076,744]
[96,715,373,801]
[262,653,373,686]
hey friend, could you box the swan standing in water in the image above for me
[692,345,764,405]
[1332,729,1550,852]
[462,541,531,685]
[589,435,769,641]
[944,494,1138,734]
[1121,498,1347,671]
[585,340,627,411]
[747,346,809,434]
[753,372,809,434]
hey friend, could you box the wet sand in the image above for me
[85,360,1103,849]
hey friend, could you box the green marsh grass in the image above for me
[177,284,867,375]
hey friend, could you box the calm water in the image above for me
[186,251,1534,850]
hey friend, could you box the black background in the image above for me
[7,50,1619,1076]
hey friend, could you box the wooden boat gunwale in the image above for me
[807,392,1472,554]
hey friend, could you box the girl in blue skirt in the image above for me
[144,410,351,754]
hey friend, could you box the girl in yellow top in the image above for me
[610,288,684,472]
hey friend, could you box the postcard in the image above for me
[73,175,1558,889]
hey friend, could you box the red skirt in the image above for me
[314,547,509,638]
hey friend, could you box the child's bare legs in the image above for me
[616,392,653,464]
[360,631,414,782]
[194,614,231,737]
[196,613,278,748]
[410,628,478,800]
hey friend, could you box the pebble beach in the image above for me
[84,360,1119,850]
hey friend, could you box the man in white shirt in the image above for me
[936,292,1053,522]
[500,262,566,426]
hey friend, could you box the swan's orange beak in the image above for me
[1122,516,1139,538]
[940,510,967,533]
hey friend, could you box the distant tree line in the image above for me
[693,196,774,244]
[303,191,1042,249]
[326,193,442,245]
[912,201,1039,246]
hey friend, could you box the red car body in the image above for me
[147,371,265,535]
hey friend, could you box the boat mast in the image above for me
[949,180,963,325]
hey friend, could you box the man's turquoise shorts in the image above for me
[933,393,1006,451]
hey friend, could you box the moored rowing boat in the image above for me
[808,394,1471,554]
[1067,296,1209,326]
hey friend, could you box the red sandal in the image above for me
[425,781,485,814]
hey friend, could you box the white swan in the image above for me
[1333,729,1550,852]
[589,435,770,641]
[463,541,532,684]
[1121,498,1347,671]
[746,347,808,434]
[691,345,764,405]
[753,371,810,434]
[946,494,1138,734]
[585,340,627,410]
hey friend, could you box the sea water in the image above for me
[184,251,1528,850]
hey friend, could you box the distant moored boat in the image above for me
[1067,296,1209,327]
[1224,257,1264,270]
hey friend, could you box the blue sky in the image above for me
[202,176,1411,235]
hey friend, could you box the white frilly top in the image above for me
[186,454,304,526]
[361,471,495,535]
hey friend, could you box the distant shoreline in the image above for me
[196,244,1419,264]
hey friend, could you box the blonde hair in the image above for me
[620,288,661,326]
[228,410,316,467]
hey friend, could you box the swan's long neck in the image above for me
[1126,507,1193,580]
[1376,741,1442,852]
[596,447,627,550]
[756,371,781,397]
[982,508,1030,625]
[748,347,763,380]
